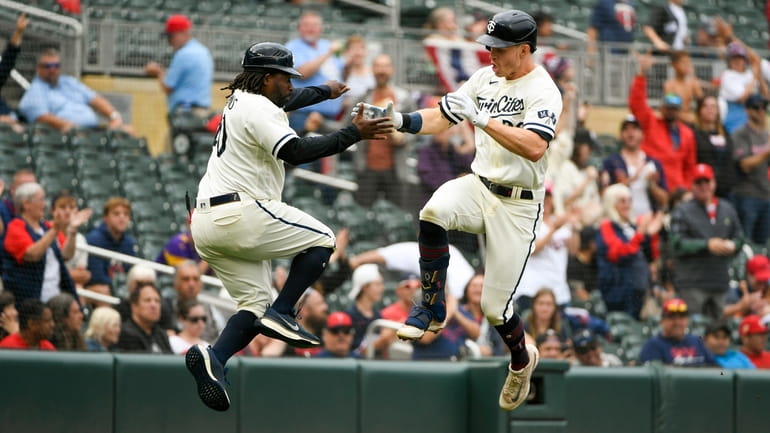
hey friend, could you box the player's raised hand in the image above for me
[352,102,395,140]
[323,80,350,99]
[443,92,489,127]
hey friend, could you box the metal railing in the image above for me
[78,243,237,314]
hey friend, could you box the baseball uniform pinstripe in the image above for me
[191,89,335,317]
[421,64,562,325]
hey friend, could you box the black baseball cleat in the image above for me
[185,344,230,412]
[255,306,321,348]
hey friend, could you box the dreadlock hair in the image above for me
[221,69,270,98]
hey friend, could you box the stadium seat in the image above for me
[605,311,634,327]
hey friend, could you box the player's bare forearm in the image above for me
[415,107,453,135]
[483,121,548,161]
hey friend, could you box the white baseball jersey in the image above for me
[456,64,562,190]
[198,89,298,201]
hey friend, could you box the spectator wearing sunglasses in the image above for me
[169,299,211,355]
[19,48,134,134]
[315,312,360,358]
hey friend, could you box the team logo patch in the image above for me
[487,20,496,33]
[538,110,557,125]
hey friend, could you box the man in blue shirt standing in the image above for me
[639,298,717,366]
[145,14,213,116]
[285,11,345,131]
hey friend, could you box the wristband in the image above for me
[398,112,422,134]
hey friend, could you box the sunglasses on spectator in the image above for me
[187,316,207,323]
[39,62,61,69]
[329,327,353,336]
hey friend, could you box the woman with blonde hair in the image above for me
[85,306,121,352]
[596,184,663,319]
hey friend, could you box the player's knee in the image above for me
[481,296,504,326]
[305,246,333,265]
[418,220,448,246]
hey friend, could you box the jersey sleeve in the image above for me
[245,102,299,157]
[521,78,561,141]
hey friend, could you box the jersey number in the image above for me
[213,114,227,157]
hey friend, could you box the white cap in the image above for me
[349,264,382,300]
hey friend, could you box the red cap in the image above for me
[739,315,768,336]
[165,14,192,34]
[326,311,353,329]
[693,163,714,182]
[662,298,688,317]
[747,255,770,282]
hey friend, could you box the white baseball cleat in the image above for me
[499,344,539,411]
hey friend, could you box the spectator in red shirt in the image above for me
[739,315,770,368]
[629,53,696,192]
[1,182,85,304]
[0,298,55,350]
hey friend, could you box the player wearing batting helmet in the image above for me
[184,41,393,411]
[352,9,561,411]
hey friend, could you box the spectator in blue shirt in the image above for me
[144,14,213,115]
[85,197,137,298]
[19,48,133,134]
[639,298,717,366]
[703,321,755,369]
[285,11,345,131]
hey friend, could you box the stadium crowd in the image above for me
[2,2,770,369]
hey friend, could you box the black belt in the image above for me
[478,176,534,200]
[208,192,240,207]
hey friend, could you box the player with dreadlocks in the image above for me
[184,41,394,411]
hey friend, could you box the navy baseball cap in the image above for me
[573,329,598,354]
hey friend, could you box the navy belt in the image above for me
[198,192,240,209]
[478,176,534,200]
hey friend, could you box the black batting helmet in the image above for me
[242,42,302,78]
[476,10,537,53]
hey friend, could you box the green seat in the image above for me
[606,311,634,326]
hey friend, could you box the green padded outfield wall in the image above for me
[0,351,114,433]
[2,351,770,433]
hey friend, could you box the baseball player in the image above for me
[184,42,393,411]
[353,10,561,411]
